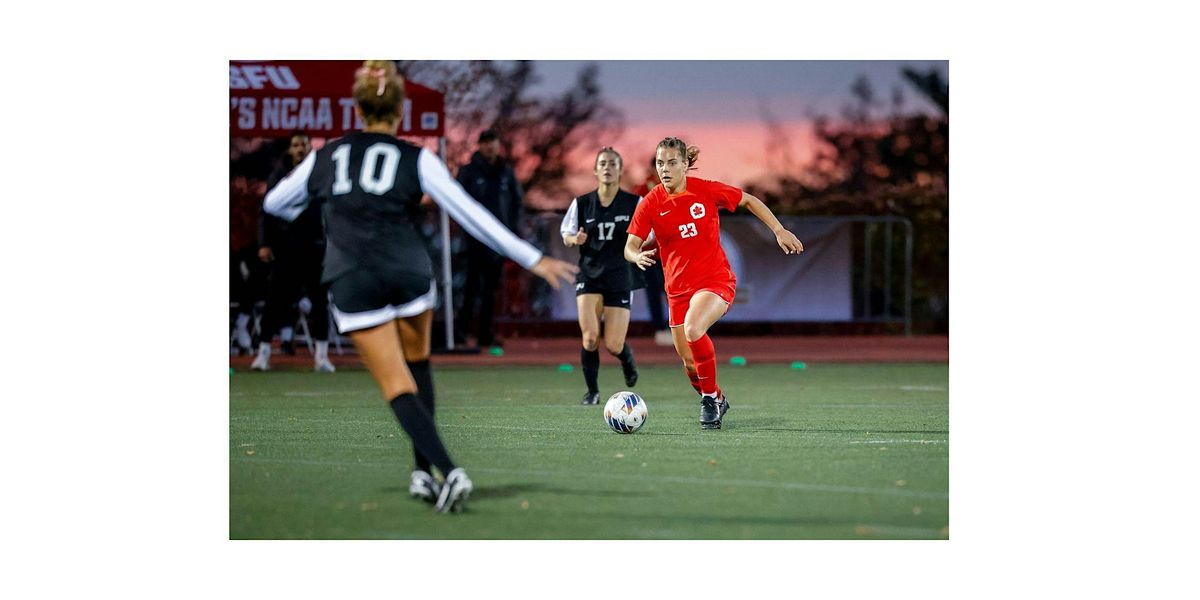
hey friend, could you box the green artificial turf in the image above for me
[230,363,948,539]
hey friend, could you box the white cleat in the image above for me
[250,353,270,371]
[654,330,674,347]
[435,468,473,514]
[409,470,441,504]
[314,358,336,373]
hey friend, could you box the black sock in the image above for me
[389,393,455,476]
[581,347,600,394]
[616,343,635,367]
[407,359,435,474]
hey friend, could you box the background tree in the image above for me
[745,67,949,332]
[397,60,624,206]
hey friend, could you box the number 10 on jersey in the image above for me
[331,142,400,195]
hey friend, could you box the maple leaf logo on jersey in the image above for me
[690,203,706,219]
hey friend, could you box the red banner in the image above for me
[229,61,444,138]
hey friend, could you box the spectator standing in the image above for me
[230,179,268,355]
[455,130,525,348]
[251,132,336,372]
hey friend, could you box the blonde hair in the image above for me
[353,60,405,125]
[656,137,700,170]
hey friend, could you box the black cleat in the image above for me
[622,357,639,388]
[700,393,730,429]
[280,340,296,356]
[581,391,601,405]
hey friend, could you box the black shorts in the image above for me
[328,269,436,333]
[575,278,633,309]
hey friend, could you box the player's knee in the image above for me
[581,333,599,351]
[681,357,696,372]
[682,321,706,343]
[604,340,624,356]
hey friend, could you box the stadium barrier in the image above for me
[242,213,913,352]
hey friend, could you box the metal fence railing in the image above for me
[242,212,914,351]
[525,212,913,335]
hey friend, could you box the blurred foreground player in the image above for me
[625,137,804,429]
[265,61,577,513]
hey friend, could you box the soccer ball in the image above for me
[604,391,647,434]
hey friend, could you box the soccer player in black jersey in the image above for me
[264,61,577,513]
[561,147,642,405]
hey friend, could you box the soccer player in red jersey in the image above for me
[624,137,804,429]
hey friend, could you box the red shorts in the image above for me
[667,281,736,328]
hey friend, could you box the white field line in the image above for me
[856,524,947,537]
[230,456,948,500]
[282,391,365,397]
[849,440,947,445]
[812,404,930,409]
[808,385,946,392]
[231,420,951,440]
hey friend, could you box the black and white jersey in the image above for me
[265,131,542,284]
[560,189,641,287]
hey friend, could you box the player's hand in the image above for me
[531,256,579,290]
[574,227,588,245]
[631,248,657,271]
[258,246,274,263]
[775,229,804,255]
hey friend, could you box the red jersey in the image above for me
[627,176,742,299]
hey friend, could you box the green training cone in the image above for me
[489,346,504,357]
[730,356,747,366]
[559,363,574,372]
[790,361,807,370]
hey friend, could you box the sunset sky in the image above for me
[526,60,947,192]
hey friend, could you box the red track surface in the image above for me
[231,335,947,369]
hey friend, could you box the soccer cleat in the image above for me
[409,470,441,504]
[654,329,674,347]
[700,393,730,429]
[314,358,336,373]
[280,340,296,356]
[435,468,473,513]
[581,391,602,405]
[622,356,639,388]
[250,348,270,372]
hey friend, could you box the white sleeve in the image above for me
[416,148,543,270]
[560,198,579,240]
[263,150,316,222]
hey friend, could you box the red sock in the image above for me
[686,334,718,396]
[683,366,702,394]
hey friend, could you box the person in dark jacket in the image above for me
[251,131,336,372]
[454,129,525,348]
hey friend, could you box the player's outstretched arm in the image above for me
[738,192,805,255]
[263,151,316,222]
[417,148,578,289]
[624,233,657,270]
